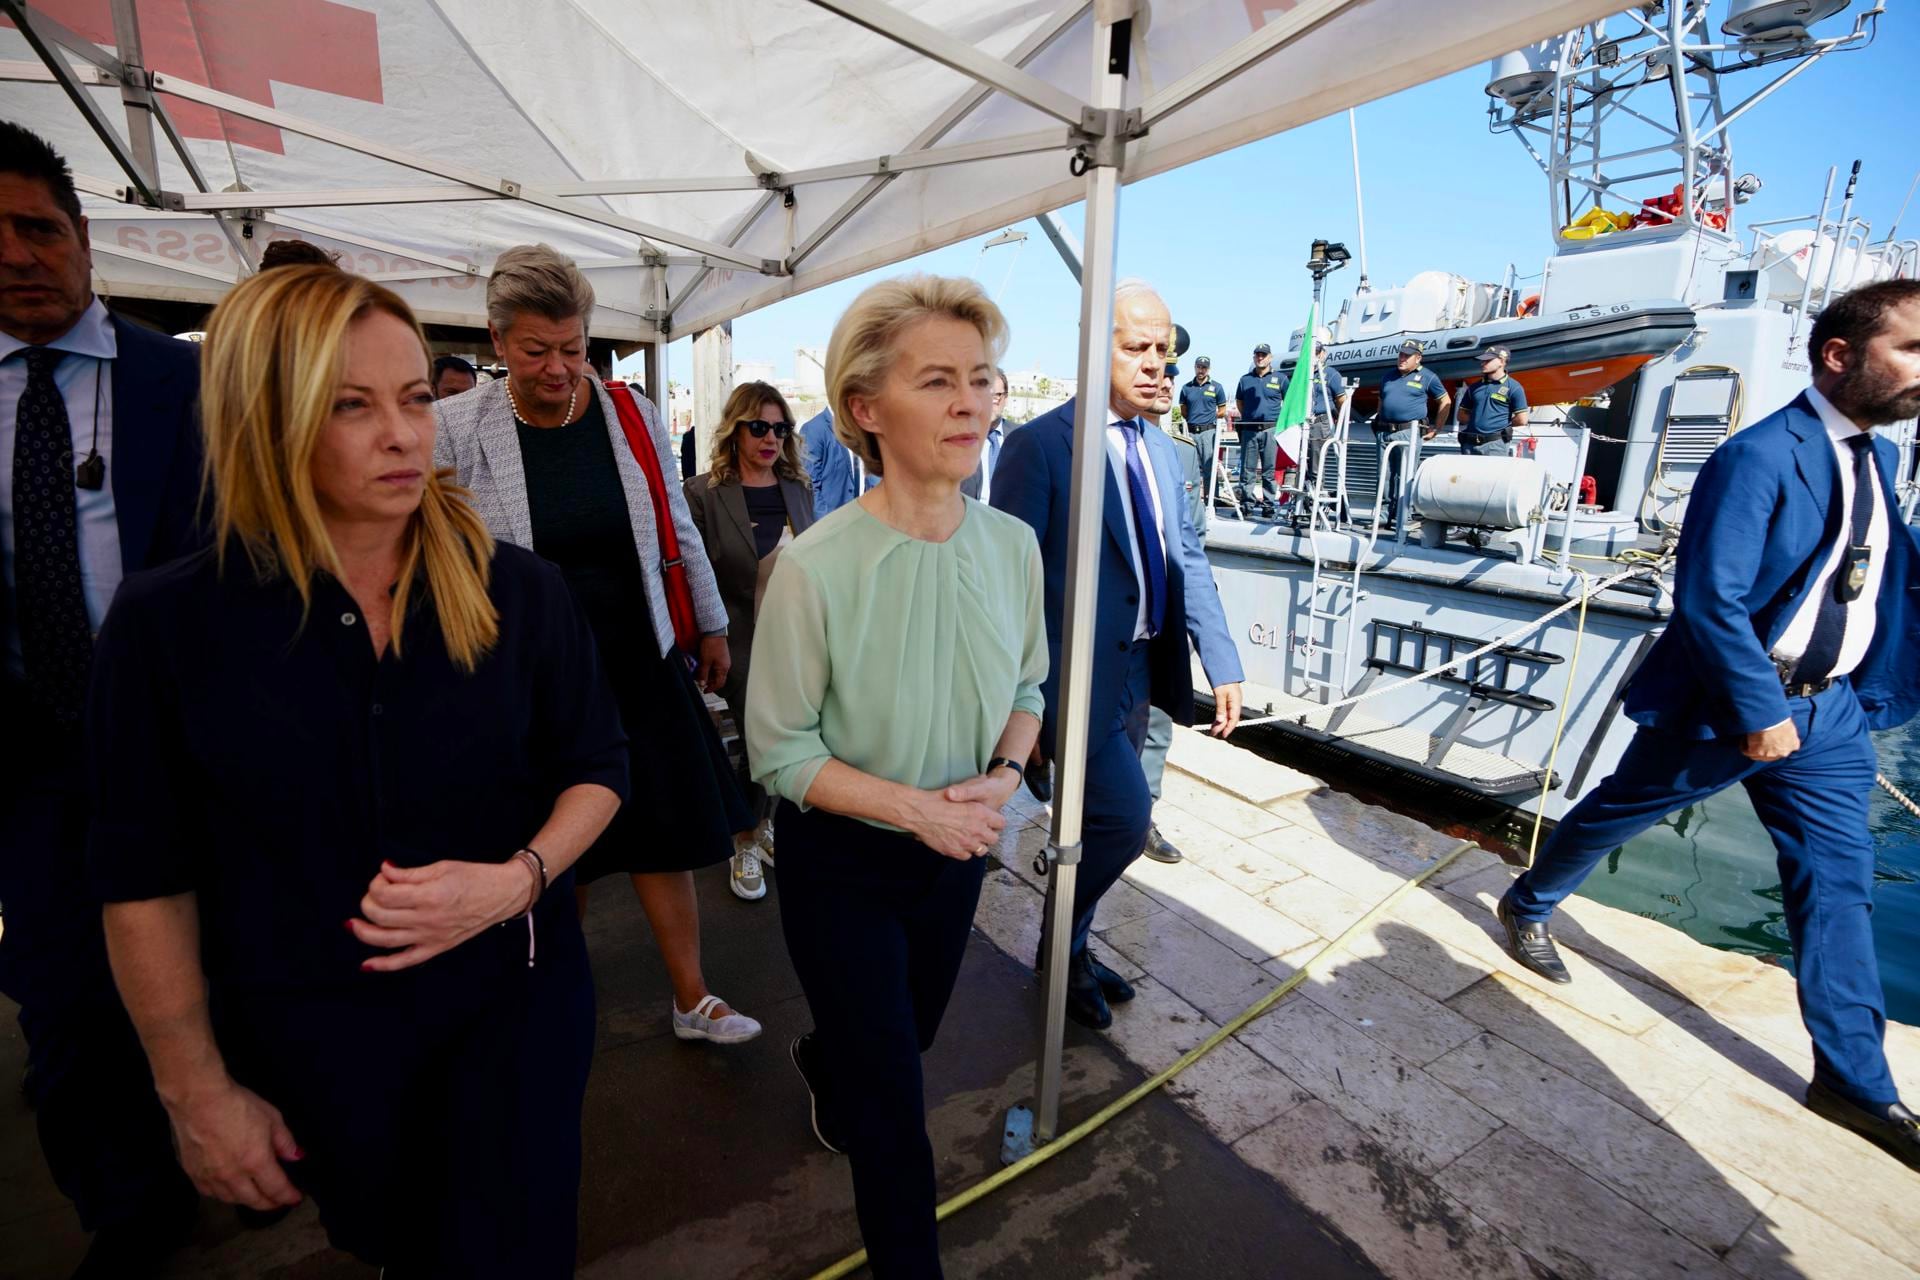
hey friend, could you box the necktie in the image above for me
[983,424,1002,500]
[1794,434,1875,684]
[12,347,94,726]
[1117,419,1167,637]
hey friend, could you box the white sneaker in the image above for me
[672,994,762,1044]
[755,821,776,867]
[730,847,766,900]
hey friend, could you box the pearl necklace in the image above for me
[505,377,580,428]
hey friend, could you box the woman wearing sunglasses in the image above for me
[683,383,816,900]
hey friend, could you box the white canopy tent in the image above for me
[4,0,1621,1147]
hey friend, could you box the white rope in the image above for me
[1237,562,1657,727]
[1878,773,1920,820]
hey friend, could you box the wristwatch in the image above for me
[987,756,1023,781]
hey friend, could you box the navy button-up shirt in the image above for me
[86,542,629,992]
[1236,368,1288,423]
[1378,367,1447,423]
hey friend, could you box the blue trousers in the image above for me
[1138,705,1173,803]
[1506,680,1895,1105]
[1070,643,1154,957]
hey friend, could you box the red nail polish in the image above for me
[343,920,355,932]
[360,960,374,972]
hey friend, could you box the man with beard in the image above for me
[1497,279,1920,1171]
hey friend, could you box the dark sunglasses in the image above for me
[740,420,793,439]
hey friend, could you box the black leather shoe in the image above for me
[790,1033,846,1154]
[1065,957,1113,1030]
[1084,953,1136,1004]
[1023,758,1053,804]
[1806,1079,1920,1171]
[1496,895,1571,985]
[1142,824,1184,865]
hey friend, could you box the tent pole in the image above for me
[1031,0,1133,1149]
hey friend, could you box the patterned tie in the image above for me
[1794,433,1875,685]
[12,346,94,726]
[1117,419,1167,637]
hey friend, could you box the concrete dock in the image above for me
[4,725,1917,1277]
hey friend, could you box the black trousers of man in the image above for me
[0,726,196,1241]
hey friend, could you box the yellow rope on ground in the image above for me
[1525,569,1595,868]
[805,839,1478,1280]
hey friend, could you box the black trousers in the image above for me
[213,905,596,1278]
[0,736,194,1237]
[775,801,988,1279]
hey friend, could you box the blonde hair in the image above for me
[200,265,500,670]
[825,274,1009,477]
[708,381,808,487]
[486,243,595,335]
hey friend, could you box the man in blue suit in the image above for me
[1500,280,1920,1170]
[1,123,202,1272]
[800,405,878,516]
[992,280,1245,1029]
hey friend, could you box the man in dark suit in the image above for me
[961,367,1014,502]
[1,122,202,1273]
[1499,279,1920,1170]
[992,280,1244,1029]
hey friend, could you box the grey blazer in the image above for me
[433,377,727,657]
[682,471,815,709]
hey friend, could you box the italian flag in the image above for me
[1273,302,1315,475]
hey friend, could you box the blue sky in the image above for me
[622,9,1918,388]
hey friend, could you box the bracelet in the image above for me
[519,845,549,893]
[987,756,1023,781]
[511,849,544,915]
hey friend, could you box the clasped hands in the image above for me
[908,770,1019,861]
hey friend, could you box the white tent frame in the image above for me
[5,0,1610,1149]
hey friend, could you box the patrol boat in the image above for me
[1200,0,1917,823]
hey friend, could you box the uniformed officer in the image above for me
[1374,339,1452,530]
[1300,333,1351,515]
[1454,344,1528,456]
[1178,355,1227,510]
[1235,343,1288,517]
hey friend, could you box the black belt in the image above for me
[1783,678,1833,699]
[1374,419,1423,433]
[1458,430,1500,445]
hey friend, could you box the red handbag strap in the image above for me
[605,381,682,566]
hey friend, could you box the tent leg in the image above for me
[1027,0,1132,1150]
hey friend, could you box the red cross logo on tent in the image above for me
[12,0,383,155]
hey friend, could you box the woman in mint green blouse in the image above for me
[747,275,1043,1279]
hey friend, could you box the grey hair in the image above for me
[1113,277,1166,315]
[486,243,595,334]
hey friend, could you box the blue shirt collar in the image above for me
[0,296,116,364]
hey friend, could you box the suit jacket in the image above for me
[682,470,815,712]
[1,314,204,742]
[960,417,1020,500]
[991,397,1243,753]
[801,409,857,516]
[1625,392,1920,737]
[433,377,728,657]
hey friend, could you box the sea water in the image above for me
[1572,724,1920,1024]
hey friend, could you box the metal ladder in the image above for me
[1295,396,1401,705]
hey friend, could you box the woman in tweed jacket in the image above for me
[434,244,762,1046]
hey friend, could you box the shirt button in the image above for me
[1116,640,1128,652]
[341,611,357,626]
[370,703,383,716]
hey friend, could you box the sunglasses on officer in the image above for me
[739,420,793,439]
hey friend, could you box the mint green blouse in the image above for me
[747,498,1048,826]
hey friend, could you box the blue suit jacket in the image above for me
[991,397,1243,753]
[801,409,857,516]
[1625,392,1920,738]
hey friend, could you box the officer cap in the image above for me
[1397,339,1423,355]
[1478,344,1512,364]
[1253,343,1271,356]
[1194,355,1211,368]
[1167,363,1180,379]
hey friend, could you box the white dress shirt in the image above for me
[0,297,122,677]
[1104,415,1170,641]
[1768,384,1888,680]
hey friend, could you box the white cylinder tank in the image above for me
[1723,0,1849,41]
[1485,36,1571,106]
[1411,455,1547,530]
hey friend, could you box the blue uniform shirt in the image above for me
[1378,367,1446,423]
[1178,377,1225,426]
[1309,365,1347,417]
[1458,374,1528,437]
[1236,368,1288,423]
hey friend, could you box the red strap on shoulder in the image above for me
[605,382,682,564]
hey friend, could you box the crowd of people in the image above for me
[4,112,1920,1280]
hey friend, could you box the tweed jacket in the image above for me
[433,376,727,657]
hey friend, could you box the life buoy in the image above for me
[1517,293,1541,317]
